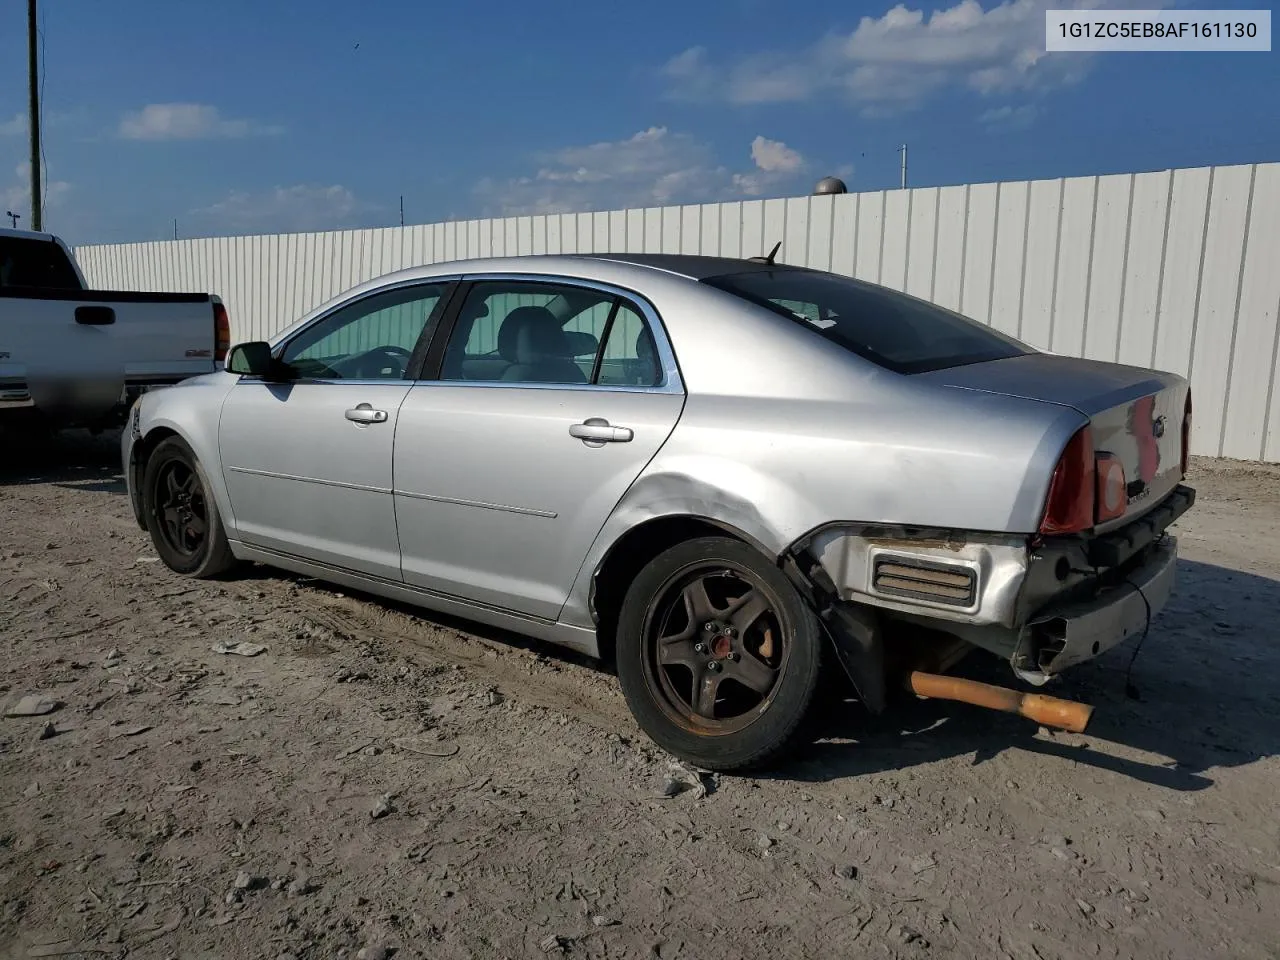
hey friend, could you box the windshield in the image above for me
[703,269,1031,374]
[0,237,82,291]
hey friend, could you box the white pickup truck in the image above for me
[0,227,229,434]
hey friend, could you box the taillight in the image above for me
[1039,426,1095,535]
[1180,389,1192,478]
[1095,452,1127,523]
[213,301,231,363]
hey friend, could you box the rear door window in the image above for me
[438,280,664,387]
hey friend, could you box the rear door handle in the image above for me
[345,403,389,424]
[569,417,633,444]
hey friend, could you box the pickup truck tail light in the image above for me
[1039,426,1095,535]
[1181,389,1192,478]
[213,302,231,363]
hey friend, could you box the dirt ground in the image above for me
[1,432,1278,960]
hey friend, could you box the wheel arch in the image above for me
[587,514,778,664]
[131,417,235,535]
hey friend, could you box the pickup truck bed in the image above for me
[1,229,228,431]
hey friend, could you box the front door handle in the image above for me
[345,403,389,425]
[569,417,633,445]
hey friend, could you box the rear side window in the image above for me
[438,280,663,387]
[0,237,82,290]
[703,269,1030,374]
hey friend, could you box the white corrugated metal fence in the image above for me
[75,162,1280,463]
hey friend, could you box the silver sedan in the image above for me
[122,253,1195,770]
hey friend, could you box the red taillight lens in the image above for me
[1040,426,1095,535]
[1180,390,1192,478]
[1095,452,1127,523]
[213,302,231,363]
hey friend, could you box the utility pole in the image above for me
[5,211,20,228]
[898,143,908,190]
[399,195,404,227]
[28,0,43,231]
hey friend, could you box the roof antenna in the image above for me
[750,240,782,265]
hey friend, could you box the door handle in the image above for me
[75,306,115,325]
[569,417,633,445]
[345,403,389,424]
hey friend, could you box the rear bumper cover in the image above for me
[1013,535,1177,683]
[797,485,1193,685]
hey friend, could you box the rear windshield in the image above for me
[703,269,1030,374]
[0,237,82,291]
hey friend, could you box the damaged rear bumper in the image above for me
[1011,535,1177,684]
[789,486,1193,697]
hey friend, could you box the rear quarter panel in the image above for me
[558,281,1089,629]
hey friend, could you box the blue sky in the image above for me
[1,0,1276,245]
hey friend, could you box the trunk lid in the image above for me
[920,353,1189,529]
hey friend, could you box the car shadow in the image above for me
[288,557,1280,794]
[0,427,126,493]
[780,558,1280,792]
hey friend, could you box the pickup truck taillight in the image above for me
[1039,426,1095,535]
[1181,389,1192,478]
[213,302,231,363]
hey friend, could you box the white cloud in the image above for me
[979,103,1039,127]
[750,135,804,173]
[189,184,372,235]
[662,0,1151,113]
[2,161,71,225]
[475,128,811,216]
[0,113,25,137]
[118,103,281,141]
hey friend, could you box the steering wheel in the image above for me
[335,344,414,379]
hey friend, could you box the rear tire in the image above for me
[142,436,238,579]
[615,536,824,772]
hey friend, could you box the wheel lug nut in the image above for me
[707,661,721,673]
[725,627,736,637]
[728,652,739,662]
[703,622,716,632]
[694,643,706,655]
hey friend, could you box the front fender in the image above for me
[131,377,237,536]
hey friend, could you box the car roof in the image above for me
[569,253,815,280]
[0,226,60,243]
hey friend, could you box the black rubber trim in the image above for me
[0,287,212,304]
[1085,484,1196,568]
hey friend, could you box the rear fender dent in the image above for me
[804,523,1031,629]
[780,548,888,714]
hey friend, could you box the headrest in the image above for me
[497,306,571,363]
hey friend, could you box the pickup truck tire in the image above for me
[142,436,237,579]
[615,536,823,772]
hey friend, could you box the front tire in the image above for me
[142,436,237,579]
[615,536,824,772]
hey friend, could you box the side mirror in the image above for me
[226,341,275,377]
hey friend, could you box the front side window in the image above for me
[279,282,449,380]
[439,280,663,387]
[703,269,1030,374]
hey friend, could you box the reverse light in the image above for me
[1181,389,1192,478]
[213,301,231,364]
[1095,452,1128,523]
[1039,426,1095,535]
